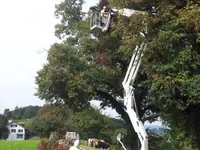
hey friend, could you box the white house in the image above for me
[7,120,25,140]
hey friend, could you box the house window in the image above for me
[11,129,16,133]
[18,129,23,132]
[17,134,23,139]
[11,125,17,127]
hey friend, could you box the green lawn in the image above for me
[17,119,33,128]
[0,140,40,150]
[80,140,110,150]
[0,140,108,150]
[80,145,104,150]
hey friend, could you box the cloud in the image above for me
[0,0,61,113]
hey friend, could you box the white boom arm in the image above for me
[111,8,148,150]
[122,36,148,150]
[113,8,148,150]
[89,7,148,150]
[113,8,144,17]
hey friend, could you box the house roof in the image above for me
[17,122,25,125]
[7,120,25,128]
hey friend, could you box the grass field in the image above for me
[80,145,104,150]
[0,140,40,150]
[0,140,104,150]
[17,119,33,128]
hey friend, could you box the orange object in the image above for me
[151,74,160,81]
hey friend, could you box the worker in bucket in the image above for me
[101,6,109,24]
[101,6,109,17]
[69,140,80,150]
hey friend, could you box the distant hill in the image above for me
[4,105,41,120]
[145,125,170,136]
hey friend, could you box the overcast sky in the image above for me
[0,0,100,113]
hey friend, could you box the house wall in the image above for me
[7,122,25,140]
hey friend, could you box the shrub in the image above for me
[38,135,70,150]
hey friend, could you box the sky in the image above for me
[0,0,99,113]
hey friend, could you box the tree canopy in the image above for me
[35,0,156,126]
[0,114,9,139]
[35,0,200,149]
[3,106,41,120]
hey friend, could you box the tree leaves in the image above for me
[143,1,200,148]
[54,0,85,39]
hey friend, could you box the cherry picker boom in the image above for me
[122,39,148,150]
[89,7,148,150]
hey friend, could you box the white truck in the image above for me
[65,132,80,145]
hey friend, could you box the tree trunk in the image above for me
[96,90,132,124]
[193,106,200,149]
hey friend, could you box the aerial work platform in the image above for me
[89,6,148,150]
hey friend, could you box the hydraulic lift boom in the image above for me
[89,7,148,150]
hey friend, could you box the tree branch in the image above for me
[141,104,160,115]
[95,90,131,124]
[142,114,159,122]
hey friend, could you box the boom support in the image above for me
[122,39,148,150]
[89,7,148,150]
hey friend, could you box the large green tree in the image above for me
[30,105,69,138]
[35,0,200,148]
[146,1,200,148]
[31,115,63,138]
[108,0,200,148]
[35,0,157,125]
[0,114,9,139]
[68,108,113,141]
[3,106,41,120]
[35,0,157,149]
[126,0,200,148]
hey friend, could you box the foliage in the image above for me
[68,108,113,141]
[110,0,200,148]
[149,127,196,150]
[112,128,127,145]
[34,0,200,148]
[17,119,32,128]
[35,0,157,126]
[38,137,70,150]
[141,0,200,148]
[31,115,63,138]
[30,105,69,138]
[30,104,123,145]
[0,114,9,140]
[110,118,126,129]
[35,42,93,111]
[99,0,110,9]
[36,105,69,120]
[109,0,152,10]
[3,106,41,120]
[54,0,85,39]
[25,128,32,140]
[110,128,127,150]
[35,0,158,149]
